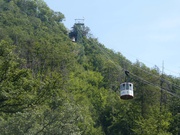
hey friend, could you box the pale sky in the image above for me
[44,0,180,77]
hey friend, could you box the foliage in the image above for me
[0,0,179,134]
[0,40,36,113]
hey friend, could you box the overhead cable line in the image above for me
[72,24,180,98]
[127,60,180,90]
[92,40,180,99]
[121,50,180,77]
[130,72,180,98]
[100,45,180,91]
[122,58,180,91]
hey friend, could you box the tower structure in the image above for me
[69,19,85,42]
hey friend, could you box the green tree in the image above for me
[0,40,36,113]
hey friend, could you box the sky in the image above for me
[44,0,180,77]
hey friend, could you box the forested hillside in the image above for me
[0,0,179,134]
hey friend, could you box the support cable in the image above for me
[75,25,180,98]
[93,40,180,99]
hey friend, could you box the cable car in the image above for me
[120,71,134,99]
[72,37,76,42]
[120,82,134,99]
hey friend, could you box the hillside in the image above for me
[0,0,179,135]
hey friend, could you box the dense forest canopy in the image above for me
[0,0,179,134]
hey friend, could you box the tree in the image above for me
[0,40,36,113]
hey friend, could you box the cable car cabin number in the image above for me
[120,82,134,99]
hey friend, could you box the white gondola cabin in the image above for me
[120,82,134,99]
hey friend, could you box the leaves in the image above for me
[0,0,179,134]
